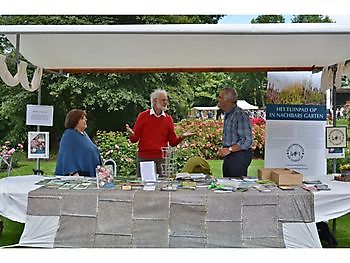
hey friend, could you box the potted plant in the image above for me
[340,163,350,176]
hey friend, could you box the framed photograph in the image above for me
[96,165,114,189]
[28,132,49,158]
[326,126,347,148]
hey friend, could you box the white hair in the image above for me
[221,87,238,103]
[150,89,167,105]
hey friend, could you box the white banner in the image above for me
[265,71,327,181]
[265,119,327,180]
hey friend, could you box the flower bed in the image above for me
[95,118,266,176]
[0,141,24,172]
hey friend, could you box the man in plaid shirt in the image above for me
[217,87,253,178]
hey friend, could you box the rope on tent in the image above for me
[320,59,350,92]
[0,53,43,92]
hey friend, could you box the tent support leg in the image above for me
[331,65,338,238]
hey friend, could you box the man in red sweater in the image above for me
[126,89,194,177]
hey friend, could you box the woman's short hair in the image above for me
[64,109,87,128]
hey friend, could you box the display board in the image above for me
[265,105,327,180]
[265,72,327,181]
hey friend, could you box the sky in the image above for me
[218,15,350,24]
[2,0,350,16]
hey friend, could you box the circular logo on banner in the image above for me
[286,143,305,162]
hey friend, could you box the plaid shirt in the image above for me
[222,106,252,150]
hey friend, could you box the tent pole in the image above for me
[331,65,338,238]
[332,65,337,174]
[14,33,44,175]
[15,34,20,64]
[36,87,41,173]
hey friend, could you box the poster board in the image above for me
[140,161,157,182]
[28,132,49,159]
[26,105,54,126]
[265,72,327,181]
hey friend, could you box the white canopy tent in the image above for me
[1,23,350,73]
[1,22,350,248]
[193,100,258,112]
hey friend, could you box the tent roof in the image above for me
[193,100,258,111]
[1,23,350,73]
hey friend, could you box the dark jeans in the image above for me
[136,157,165,178]
[223,149,253,178]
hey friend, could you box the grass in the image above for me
[208,159,264,178]
[1,158,349,247]
[0,218,24,247]
[0,158,56,179]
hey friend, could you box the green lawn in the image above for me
[0,218,24,247]
[0,159,56,178]
[208,159,264,178]
[1,158,349,248]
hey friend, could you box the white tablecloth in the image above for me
[1,175,349,248]
[0,175,44,223]
[313,177,350,222]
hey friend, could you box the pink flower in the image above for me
[8,148,15,155]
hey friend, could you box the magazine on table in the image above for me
[73,182,92,190]
[58,183,77,190]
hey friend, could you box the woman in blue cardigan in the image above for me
[55,109,101,177]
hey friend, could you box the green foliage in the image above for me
[0,15,224,152]
[0,15,223,26]
[94,119,266,176]
[266,84,325,105]
[227,72,267,108]
[251,15,285,24]
[95,130,138,178]
[327,148,350,173]
[176,119,265,169]
[291,15,334,23]
[175,119,223,160]
[251,122,266,158]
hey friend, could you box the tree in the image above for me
[0,15,224,151]
[291,15,334,23]
[218,15,285,107]
[251,15,285,24]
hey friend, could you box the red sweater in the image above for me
[129,109,184,158]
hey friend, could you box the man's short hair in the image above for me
[64,109,87,128]
[221,87,238,103]
[150,89,167,105]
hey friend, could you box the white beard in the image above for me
[157,102,168,112]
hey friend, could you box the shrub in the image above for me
[175,119,223,159]
[251,122,265,158]
[327,147,350,173]
[175,118,265,161]
[95,118,266,176]
[95,130,137,178]
[0,141,24,171]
